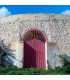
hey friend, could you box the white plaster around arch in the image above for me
[14,41,24,68]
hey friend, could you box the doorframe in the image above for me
[45,42,48,69]
[22,29,48,69]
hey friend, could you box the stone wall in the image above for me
[0,14,70,68]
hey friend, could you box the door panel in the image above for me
[24,39,46,69]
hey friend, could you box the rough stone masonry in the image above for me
[0,14,70,69]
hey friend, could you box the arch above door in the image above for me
[22,29,48,42]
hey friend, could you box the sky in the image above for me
[0,5,70,17]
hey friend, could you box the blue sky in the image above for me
[0,5,70,17]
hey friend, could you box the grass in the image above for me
[0,65,70,75]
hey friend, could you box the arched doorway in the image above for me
[23,29,47,69]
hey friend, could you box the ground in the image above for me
[0,65,70,75]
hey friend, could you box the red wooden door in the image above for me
[24,39,46,69]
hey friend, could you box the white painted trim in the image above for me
[23,41,24,67]
[45,42,48,69]
[14,41,23,68]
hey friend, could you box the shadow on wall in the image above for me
[24,42,36,68]
[0,40,16,66]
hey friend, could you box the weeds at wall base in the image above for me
[0,65,70,75]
